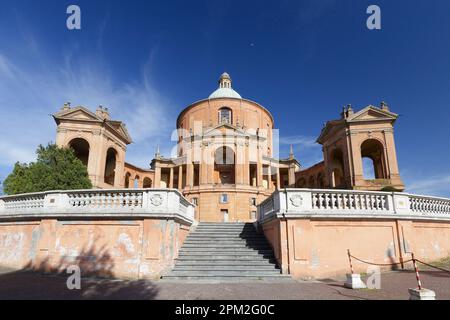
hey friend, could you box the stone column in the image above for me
[383,129,401,178]
[187,162,194,187]
[257,158,263,187]
[288,165,296,187]
[276,166,281,190]
[208,151,215,184]
[244,143,250,186]
[96,134,110,188]
[268,164,272,190]
[169,167,174,189]
[200,143,208,185]
[350,134,364,185]
[114,149,125,188]
[178,166,183,190]
[236,142,245,185]
[155,164,161,188]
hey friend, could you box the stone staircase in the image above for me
[163,222,292,281]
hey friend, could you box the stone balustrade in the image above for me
[257,189,450,222]
[0,188,195,224]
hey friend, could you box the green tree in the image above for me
[3,143,92,195]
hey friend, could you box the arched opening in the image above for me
[308,176,315,188]
[214,146,235,184]
[330,149,346,188]
[104,148,117,185]
[218,107,232,124]
[124,172,131,188]
[361,139,387,179]
[143,177,152,188]
[317,173,325,188]
[296,178,306,188]
[134,175,140,188]
[69,138,90,167]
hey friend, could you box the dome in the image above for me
[209,87,242,99]
[208,72,242,99]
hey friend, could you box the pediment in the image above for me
[53,106,133,144]
[316,119,345,144]
[106,121,132,143]
[347,106,398,123]
[53,107,101,122]
[203,123,248,137]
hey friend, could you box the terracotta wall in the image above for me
[261,218,450,279]
[188,190,270,222]
[0,218,191,280]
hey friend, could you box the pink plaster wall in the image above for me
[261,218,450,279]
[0,218,191,280]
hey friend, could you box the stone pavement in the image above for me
[0,267,449,300]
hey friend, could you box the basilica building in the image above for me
[53,73,404,222]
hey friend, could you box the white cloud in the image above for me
[279,135,317,148]
[405,174,450,198]
[278,135,323,168]
[0,141,36,166]
[0,45,174,179]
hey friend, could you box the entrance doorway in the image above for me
[221,209,229,222]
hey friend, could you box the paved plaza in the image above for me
[0,267,449,300]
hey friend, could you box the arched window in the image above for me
[218,107,232,124]
[69,138,90,167]
[330,149,346,188]
[124,172,131,188]
[143,177,152,188]
[214,146,235,184]
[361,139,387,179]
[104,148,117,185]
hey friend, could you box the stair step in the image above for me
[193,228,256,230]
[195,226,256,231]
[187,235,265,239]
[196,223,249,225]
[181,244,271,248]
[168,270,282,276]
[177,254,274,260]
[174,261,277,266]
[173,265,278,271]
[179,249,273,254]
[162,276,293,282]
[183,239,268,243]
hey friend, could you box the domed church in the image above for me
[53,73,404,222]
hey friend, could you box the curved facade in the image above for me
[153,73,299,222]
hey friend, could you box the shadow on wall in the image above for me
[0,243,159,300]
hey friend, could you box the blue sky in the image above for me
[0,0,449,196]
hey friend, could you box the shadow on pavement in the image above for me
[0,242,159,300]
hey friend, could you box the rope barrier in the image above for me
[348,252,450,272]
[348,253,412,267]
[416,259,450,273]
[346,249,450,293]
